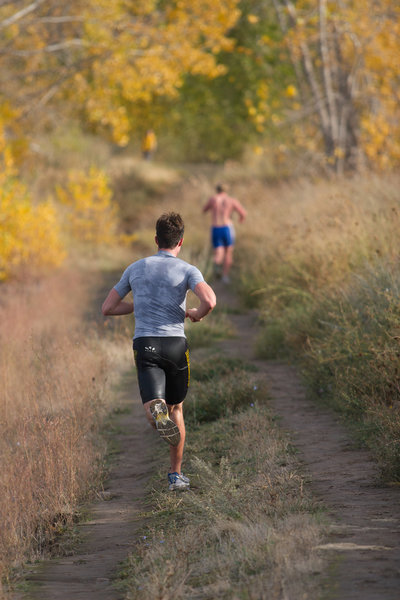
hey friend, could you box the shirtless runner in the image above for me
[203,184,247,283]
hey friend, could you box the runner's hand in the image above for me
[186,308,203,322]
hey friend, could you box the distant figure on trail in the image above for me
[141,129,157,160]
[203,183,247,283]
[102,212,216,492]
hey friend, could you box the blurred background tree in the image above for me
[270,0,400,172]
[0,0,240,150]
[0,0,399,168]
[153,0,293,162]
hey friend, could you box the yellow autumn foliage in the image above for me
[0,173,65,281]
[56,167,123,245]
[64,0,240,145]
[0,114,132,280]
[0,105,28,170]
[0,121,65,280]
[0,161,134,281]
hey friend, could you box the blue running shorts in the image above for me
[211,225,235,248]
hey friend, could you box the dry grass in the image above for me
[231,173,400,301]
[120,359,326,599]
[300,265,400,480]
[221,171,400,479]
[0,269,131,596]
[113,167,399,291]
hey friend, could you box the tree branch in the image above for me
[35,16,86,24]
[0,0,47,29]
[4,39,86,56]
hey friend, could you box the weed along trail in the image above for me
[16,373,159,600]
[215,280,400,600]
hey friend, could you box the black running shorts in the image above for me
[133,337,190,405]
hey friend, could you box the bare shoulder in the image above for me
[226,194,239,208]
[203,195,215,210]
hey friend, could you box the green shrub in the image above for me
[186,357,259,426]
[191,356,256,381]
[185,311,234,349]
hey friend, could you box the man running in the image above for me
[203,184,246,283]
[102,213,216,491]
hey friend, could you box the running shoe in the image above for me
[168,472,190,491]
[179,473,190,484]
[149,400,181,447]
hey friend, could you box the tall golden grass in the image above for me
[118,166,396,279]
[0,269,130,596]
[234,173,399,296]
[226,172,400,479]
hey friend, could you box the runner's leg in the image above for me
[212,227,224,277]
[223,245,234,277]
[214,246,224,266]
[167,403,185,474]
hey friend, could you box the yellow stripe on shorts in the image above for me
[185,348,190,387]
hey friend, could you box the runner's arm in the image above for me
[203,197,213,213]
[233,198,247,222]
[102,288,134,316]
[186,282,216,322]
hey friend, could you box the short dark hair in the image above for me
[156,212,184,248]
[216,183,226,193]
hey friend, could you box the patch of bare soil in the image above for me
[215,280,400,600]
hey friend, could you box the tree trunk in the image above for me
[274,0,361,172]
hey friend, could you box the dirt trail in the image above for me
[15,281,400,600]
[215,281,400,600]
